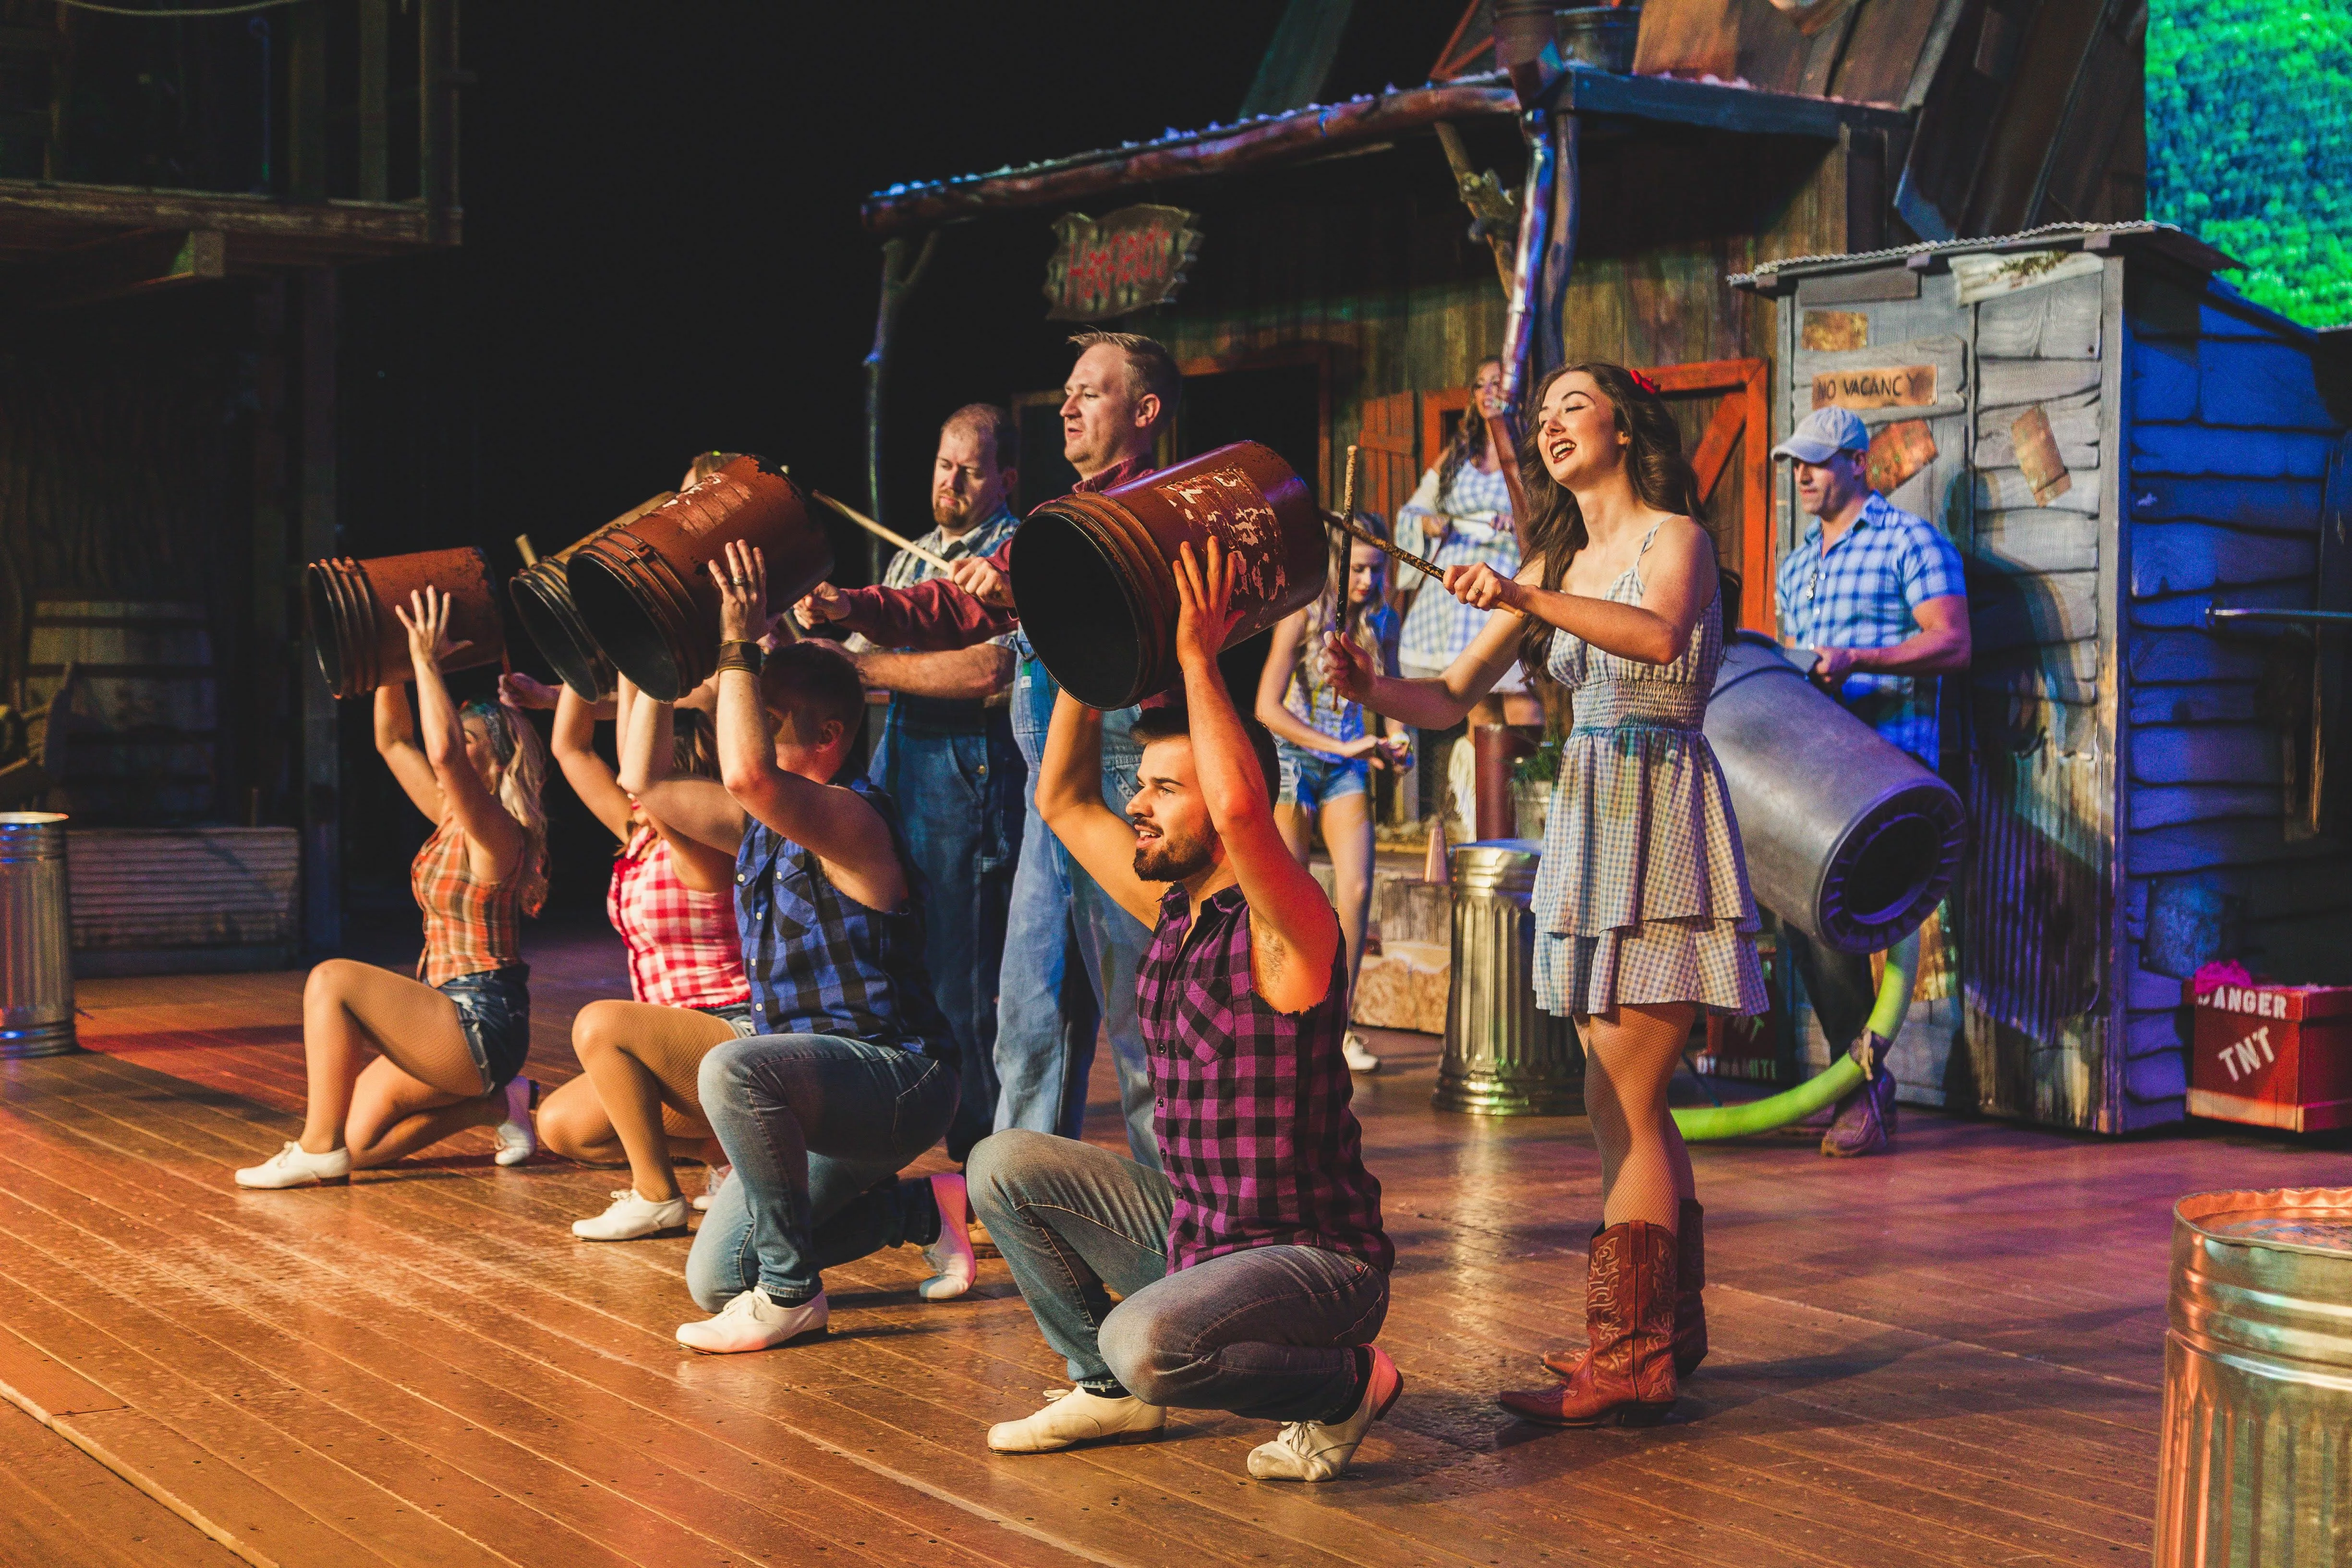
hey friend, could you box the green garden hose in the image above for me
[1671,930,1920,1142]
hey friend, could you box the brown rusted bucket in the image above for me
[304,547,506,699]
[511,492,674,698]
[1010,441,1326,709]
[566,455,834,701]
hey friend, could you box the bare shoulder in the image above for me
[1647,513,1719,580]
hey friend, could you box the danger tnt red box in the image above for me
[2184,981,2352,1132]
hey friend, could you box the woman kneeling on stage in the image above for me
[630,541,974,1350]
[1327,363,1767,1428]
[237,586,549,1190]
[970,539,1398,1483]
[507,676,752,1240]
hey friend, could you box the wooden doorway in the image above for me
[1634,357,1772,634]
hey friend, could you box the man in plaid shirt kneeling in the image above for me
[966,538,1400,1483]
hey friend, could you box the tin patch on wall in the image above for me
[1801,310,1869,352]
[2011,405,2073,504]
[1867,419,1938,494]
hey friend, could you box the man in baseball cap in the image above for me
[1770,405,1970,1158]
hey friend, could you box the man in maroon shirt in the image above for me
[799,333,1172,1165]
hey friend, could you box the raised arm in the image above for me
[551,684,634,841]
[392,587,522,884]
[373,681,444,823]
[616,671,744,856]
[1446,514,1714,667]
[1175,541,1339,1014]
[710,542,904,910]
[1036,690,1163,929]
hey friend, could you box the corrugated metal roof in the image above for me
[865,74,1507,204]
[1727,221,2242,290]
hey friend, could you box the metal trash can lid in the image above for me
[1451,838,1543,894]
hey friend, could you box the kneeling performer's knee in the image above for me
[1098,1302,1188,1407]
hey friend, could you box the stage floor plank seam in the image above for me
[0,936,2316,1567]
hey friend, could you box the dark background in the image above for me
[328,3,1464,914]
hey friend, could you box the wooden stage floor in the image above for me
[0,920,2332,1567]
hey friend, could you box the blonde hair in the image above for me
[461,697,550,917]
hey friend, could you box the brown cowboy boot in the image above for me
[1541,1200,1706,1381]
[1500,1220,1678,1427]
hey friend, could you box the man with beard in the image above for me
[827,404,1024,1160]
[800,334,1174,1166]
[963,539,1400,1484]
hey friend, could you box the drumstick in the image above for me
[1323,445,1446,583]
[811,490,955,572]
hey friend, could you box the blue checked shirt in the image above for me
[1396,462,1519,672]
[732,777,953,1057]
[1774,492,1966,766]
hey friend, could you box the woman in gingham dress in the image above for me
[1326,363,1764,1432]
[503,676,759,1241]
[237,586,550,1190]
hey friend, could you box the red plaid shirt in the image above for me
[607,828,750,1011]
[412,816,522,987]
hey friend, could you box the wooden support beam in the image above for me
[418,0,456,244]
[14,229,224,309]
[358,0,390,202]
[287,0,329,204]
[298,268,341,953]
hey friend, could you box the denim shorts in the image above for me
[1276,740,1369,814]
[697,1003,761,1039]
[439,966,531,1094]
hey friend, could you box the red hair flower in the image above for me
[1625,368,1663,397]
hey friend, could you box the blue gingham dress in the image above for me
[1531,528,1768,1018]
[1396,462,1526,691]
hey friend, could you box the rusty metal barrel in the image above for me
[511,491,675,698]
[567,455,834,702]
[1705,630,1966,954]
[2157,1186,2352,1567]
[0,811,75,1058]
[304,547,507,699]
[1010,441,1327,710]
[1436,839,1583,1115]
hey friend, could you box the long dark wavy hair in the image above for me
[1513,361,1711,680]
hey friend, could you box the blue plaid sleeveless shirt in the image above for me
[732,777,952,1058]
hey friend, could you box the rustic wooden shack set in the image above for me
[1735,227,2351,1132]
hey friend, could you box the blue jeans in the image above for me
[867,699,1023,1162]
[439,965,531,1093]
[992,652,1158,1166]
[966,1130,1387,1422]
[688,1034,958,1309]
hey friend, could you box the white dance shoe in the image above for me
[491,1079,536,1167]
[986,1388,1166,1453]
[234,1141,352,1189]
[1246,1346,1402,1482]
[1342,1032,1382,1073]
[676,1287,827,1353]
[571,1190,691,1241]
[692,1163,733,1213]
[919,1172,976,1301]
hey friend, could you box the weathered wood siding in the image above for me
[2117,273,2352,1127]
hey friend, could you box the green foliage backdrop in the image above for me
[2149,0,2352,327]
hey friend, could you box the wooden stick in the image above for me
[514,534,539,567]
[811,490,954,572]
[1326,442,1448,582]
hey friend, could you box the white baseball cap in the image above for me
[1771,407,1871,464]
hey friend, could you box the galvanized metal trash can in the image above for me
[0,812,75,1057]
[2157,1186,2352,1567]
[1435,839,1582,1115]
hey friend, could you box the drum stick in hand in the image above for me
[811,491,954,573]
[1321,445,1445,584]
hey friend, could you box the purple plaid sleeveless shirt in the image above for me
[1137,884,1393,1275]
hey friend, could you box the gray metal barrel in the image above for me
[2157,1187,2352,1566]
[1705,630,1966,954]
[1435,839,1583,1115]
[0,812,75,1057]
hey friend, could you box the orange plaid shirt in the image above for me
[412,816,522,986]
